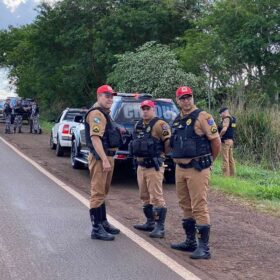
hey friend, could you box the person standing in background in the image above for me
[219,107,236,176]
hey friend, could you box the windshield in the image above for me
[114,101,178,124]
[21,100,32,107]
[63,110,87,122]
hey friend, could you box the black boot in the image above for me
[149,207,167,238]
[171,218,197,252]
[134,204,155,231]
[89,207,115,241]
[190,225,211,259]
[100,203,120,235]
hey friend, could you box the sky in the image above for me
[0,0,58,99]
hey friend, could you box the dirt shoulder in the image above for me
[1,124,279,280]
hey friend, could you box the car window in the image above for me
[114,101,178,124]
[10,98,19,107]
[56,113,63,123]
[22,100,32,107]
[155,101,179,122]
[63,111,87,122]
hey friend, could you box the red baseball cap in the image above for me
[140,100,155,108]
[96,84,116,95]
[176,86,193,98]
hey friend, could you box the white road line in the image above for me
[0,136,201,280]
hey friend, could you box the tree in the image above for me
[108,41,205,101]
[179,0,280,107]
[0,0,194,116]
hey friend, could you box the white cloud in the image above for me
[0,89,18,99]
[3,0,26,13]
[3,0,59,13]
[0,68,16,99]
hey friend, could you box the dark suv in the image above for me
[70,93,179,182]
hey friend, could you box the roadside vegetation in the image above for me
[211,158,280,216]
[40,119,53,134]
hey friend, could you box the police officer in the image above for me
[3,98,12,134]
[30,101,40,133]
[170,86,220,259]
[131,100,171,238]
[86,85,122,241]
[13,100,25,133]
[219,107,236,176]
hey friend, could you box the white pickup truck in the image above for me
[50,108,88,157]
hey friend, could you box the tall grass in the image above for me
[40,119,53,133]
[230,107,280,169]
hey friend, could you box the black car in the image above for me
[70,93,179,182]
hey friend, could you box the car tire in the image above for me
[164,171,175,184]
[50,133,56,150]
[71,139,84,169]
[55,136,64,157]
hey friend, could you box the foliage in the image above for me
[108,41,205,99]
[179,0,280,107]
[232,107,280,169]
[0,0,192,118]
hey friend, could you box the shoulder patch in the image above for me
[93,117,101,124]
[162,130,169,136]
[210,126,217,134]
[161,123,168,130]
[92,126,100,133]
[207,118,215,126]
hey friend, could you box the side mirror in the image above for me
[74,115,84,123]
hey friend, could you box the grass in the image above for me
[210,158,280,216]
[40,119,53,134]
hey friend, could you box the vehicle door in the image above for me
[53,111,64,142]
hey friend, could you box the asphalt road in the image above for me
[0,140,186,280]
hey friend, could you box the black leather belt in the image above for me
[137,158,163,170]
[178,162,193,169]
[177,155,212,171]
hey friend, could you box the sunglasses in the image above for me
[179,95,192,101]
[141,106,152,111]
[101,93,114,99]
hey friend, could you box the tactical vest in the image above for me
[4,104,12,115]
[170,109,212,158]
[130,117,164,158]
[14,106,25,116]
[220,116,236,141]
[85,107,122,159]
